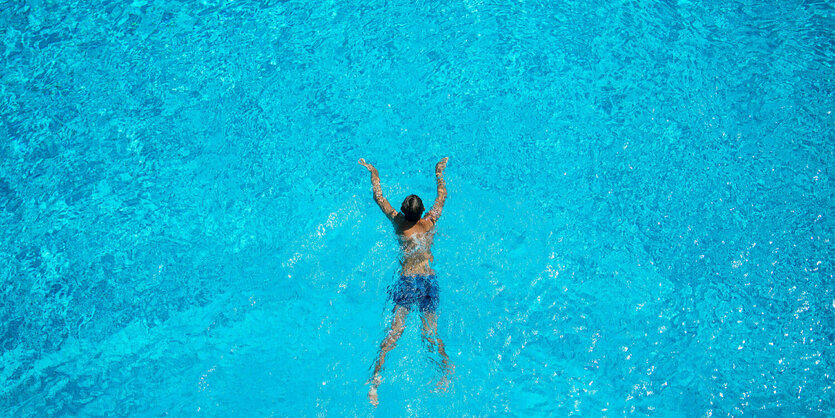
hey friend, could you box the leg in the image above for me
[420,312,451,367]
[368,305,409,407]
[421,312,454,390]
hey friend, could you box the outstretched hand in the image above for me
[358,158,375,172]
[435,157,448,174]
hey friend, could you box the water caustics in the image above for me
[0,0,833,416]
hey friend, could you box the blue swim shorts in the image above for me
[389,274,439,313]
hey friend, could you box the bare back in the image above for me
[394,217,437,275]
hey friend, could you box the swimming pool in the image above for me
[1,0,832,415]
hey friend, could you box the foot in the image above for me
[367,375,381,407]
[435,363,455,392]
[368,386,379,407]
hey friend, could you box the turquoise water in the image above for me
[1,0,833,415]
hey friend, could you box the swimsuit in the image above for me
[389,274,439,313]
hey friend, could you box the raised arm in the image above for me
[424,157,448,224]
[358,159,398,220]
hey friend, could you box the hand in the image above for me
[358,158,375,172]
[435,157,448,174]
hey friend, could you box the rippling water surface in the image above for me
[1,0,833,415]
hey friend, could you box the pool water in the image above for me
[1,0,832,415]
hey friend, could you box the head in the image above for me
[400,194,424,222]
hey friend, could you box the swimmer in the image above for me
[358,157,454,407]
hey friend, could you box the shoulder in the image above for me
[417,218,436,229]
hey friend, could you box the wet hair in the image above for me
[400,194,424,222]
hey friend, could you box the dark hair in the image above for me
[401,195,424,222]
